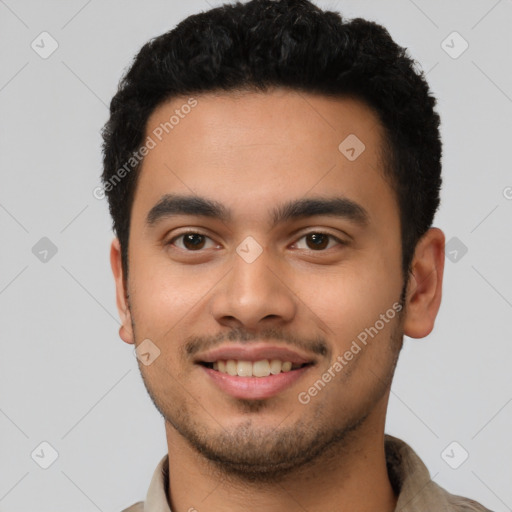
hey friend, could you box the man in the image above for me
[101,1,492,510]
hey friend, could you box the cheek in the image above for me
[129,252,213,338]
[296,256,402,342]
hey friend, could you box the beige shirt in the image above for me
[121,435,492,512]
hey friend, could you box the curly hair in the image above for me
[101,0,442,282]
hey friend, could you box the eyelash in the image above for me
[166,230,347,252]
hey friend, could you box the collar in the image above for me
[139,434,484,512]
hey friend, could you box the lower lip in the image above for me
[201,365,312,400]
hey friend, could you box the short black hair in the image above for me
[101,0,442,284]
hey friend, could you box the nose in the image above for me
[208,246,297,331]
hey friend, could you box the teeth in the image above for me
[269,359,282,375]
[237,361,252,377]
[253,359,270,377]
[213,359,299,377]
[226,360,237,376]
[281,361,292,372]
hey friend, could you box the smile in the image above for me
[201,359,309,377]
[195,344,317,399]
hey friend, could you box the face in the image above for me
[111,89,442,480]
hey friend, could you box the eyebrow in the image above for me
[146,193,369,229]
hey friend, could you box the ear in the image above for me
[403,227,445,339]
[110,237,135,345]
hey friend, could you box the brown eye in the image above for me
[182,233,206,250]
[294,232,346,251]
[306,233,329,250]
[168,232,216,251]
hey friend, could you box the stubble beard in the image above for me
[136,319,404,484]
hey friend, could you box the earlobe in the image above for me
[403,228,445,339]
[110,237,135,345]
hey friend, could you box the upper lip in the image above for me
[195,344,316,365]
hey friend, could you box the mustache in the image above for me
[184,326,329,359]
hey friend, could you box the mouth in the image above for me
[195,345,316,400]
[199,359,312,377]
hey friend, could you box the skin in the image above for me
[110,88,445,512]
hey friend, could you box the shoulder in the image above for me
[384,435,494,512]
[445,492,494,512]
[120,501,144,512]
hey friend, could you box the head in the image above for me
[102,0,444,481]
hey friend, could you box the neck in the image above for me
[164,406,397,512]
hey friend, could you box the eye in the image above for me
[292,232,346,251]
[167,231,218,251]
[166,230,346,253]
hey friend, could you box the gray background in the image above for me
[1,0,511,510]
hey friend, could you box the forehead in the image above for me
[132,89,397,230]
